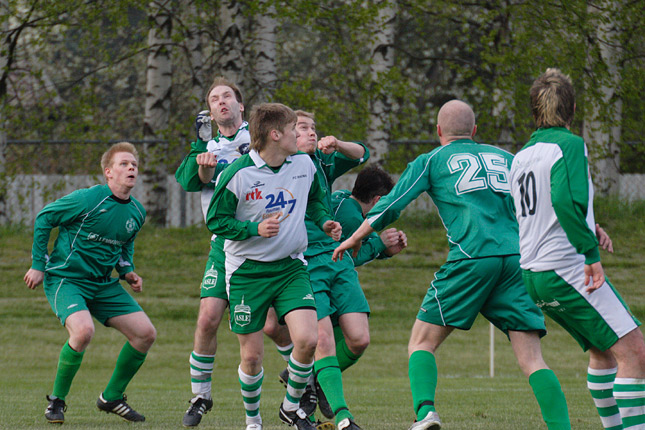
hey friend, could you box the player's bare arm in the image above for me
[24,268,44,289]
[196,152,218,184]
[258,213,280,238]
[323,220,342,241]
[595,223,614,253]
[332,219,375,261]
[125,271,143,293]
[584,261,605,294]
[317,136,365,159]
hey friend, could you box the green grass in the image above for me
[1,201,644,429]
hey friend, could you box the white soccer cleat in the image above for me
[409,410,441,430]
[246,423,262,430]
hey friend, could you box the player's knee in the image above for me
[196,311,221,335]
[140,324,157,348]
[346,331,370,355]
[240,349,263,370]
[71,325,95,350]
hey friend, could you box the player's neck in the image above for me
[108,183,133,200]
[217,119,243,138]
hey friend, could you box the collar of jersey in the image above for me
[215,121,249,141]
[249,149,294,169]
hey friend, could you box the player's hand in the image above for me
[258,213,281,238]
[584,261,605,293]
[333,236,361,262]
[380,228,401,248]
[195,110,213,142]
[317,136,339,154]
[24,268,44,289]
[323,220,342,241]
[196,152,218,167]
[384,230,408,256]
[125,271,143,292]
[596,223,613,253]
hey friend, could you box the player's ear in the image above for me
[270,129,281,141]
[471,124,477,138]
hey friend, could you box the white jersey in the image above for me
[205,150,330,264]
[199,122,250,218]
[509,127,599,271]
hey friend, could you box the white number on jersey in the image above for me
[448,152,510,195]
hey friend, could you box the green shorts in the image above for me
[43,274,142,326]
[418,255,545,337]
[226,256,315,334]
[306,251,370,321]
[200,241,228,301]
[523,265,641,351]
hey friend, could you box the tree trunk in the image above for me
[143,0,173,226]
[218,0,246,89]
[185,0,205,108]
[251,0,277,103]
[0,0,9,224]
[583,1,621,196]
[366,0,396,165]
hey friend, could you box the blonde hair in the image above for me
[249,103,297,151]
[101,142,138,178]
[530,68,575,128]
[294,110,315,120]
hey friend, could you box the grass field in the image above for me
[1,199,643,429]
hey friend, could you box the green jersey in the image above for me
[367,139,518,261]
[331,189,388,266]
[31,184,146,279]
[304,144,369,257]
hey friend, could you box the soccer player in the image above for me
[510,68,645,430]
[331,164,407,267]
[24,142,155,424]
[175,77,292,427]
[333,100,572,430]
[206,103,341,430]
[295,110,370,430]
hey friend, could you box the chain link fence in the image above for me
[2,139,644,227]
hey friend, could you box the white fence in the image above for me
[4,172,645,227]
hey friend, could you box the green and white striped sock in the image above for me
[588,367,622,430]
[190,351,215,399]
[614,377,645,430]
[238,366,263,426]
[282,354,313,411]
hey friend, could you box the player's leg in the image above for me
[42,277,94,424]
[264,306,293,386]
[408,318,452,429]
[509,330,570,430]
[608,328,645,429]
[95,310,155,422]
[336,312,369,372]
[588,347,623,430]
[490,256,570,429]
[237,330,266,430]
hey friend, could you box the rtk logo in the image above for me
[246,188,263,201]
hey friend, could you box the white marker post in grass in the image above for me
[489,322,495,377]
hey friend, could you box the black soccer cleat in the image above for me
[298,382,318,417]
[96,393,145,422]
[182,396,213,427]
[337,417,363,430]
[278,403,316,430]
[278,367,289,388]
[314,377,334,419]
[45,395,66,424]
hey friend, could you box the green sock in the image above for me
[529,369,571,430]
[336,337,363,372]
[408,350,437,420]
[51,340,84,401]
[314,356,353,424]
[103,342,147,401]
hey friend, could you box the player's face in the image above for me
[208,85,244,127]
[106,152,138,190]
[296,116,317,154]
[278,121,299,155]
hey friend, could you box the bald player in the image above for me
[333,100,571,430]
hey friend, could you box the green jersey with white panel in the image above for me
[368,139,518,261]
[31,184,146,279]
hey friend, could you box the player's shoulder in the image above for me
[128,195,147,219]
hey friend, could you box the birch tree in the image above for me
[366,0,396,164]
[143,0,173,225]
[218,0,246,88]
[250,0,277,103]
